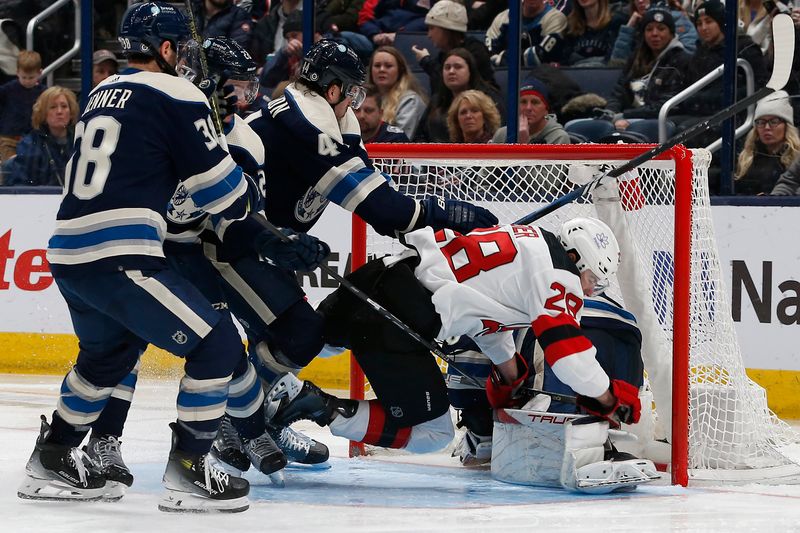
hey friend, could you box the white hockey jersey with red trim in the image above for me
[403,224,610,397]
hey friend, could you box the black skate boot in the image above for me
[265,373,357,427]
[18,415,107,501]
[267,422,330,466]
[83,434,133,501]
[210,415,251,473]
[159,423,250,513]
[241,431,287,476]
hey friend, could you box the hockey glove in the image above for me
[576,379,641,426]
[420,197,498,234]
[196,76,218,98]
[217,83,239,119]
[256,228,331,272]
[485,352,530,408]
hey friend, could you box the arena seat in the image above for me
[393,32,434,72]
[560,67,623,99]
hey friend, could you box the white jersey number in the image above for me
[317,133,340,157]
[64,116,122,200]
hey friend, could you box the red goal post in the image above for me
[349,143,800,486]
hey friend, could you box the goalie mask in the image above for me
[300,40,367,109]
[119,1,192,74]
[559,217,619,295]
[178,37,259,103]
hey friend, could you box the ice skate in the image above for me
[452,429,492,467]
[18,415,107,502]
[210,415,251,474]
[265,372,356,427]
[268,422,330,467]
[158,423,250,513]
[83,434,133,501]
[242,431,287,478]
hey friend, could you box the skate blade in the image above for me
[158,491,249,513]
[102,481,126,502]
[17,475,106,502]
[286,461,331,471]
[268,469,286,487]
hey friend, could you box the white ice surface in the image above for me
[3,374,800,533]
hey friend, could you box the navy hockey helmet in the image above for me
[300,40,368,108]
[178,37,259,103]
[118,2,190,58]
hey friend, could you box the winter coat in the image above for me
[735,141,791,195]
[609,10,698,66]
[419,36,497,98]
[770,153,800,195]
[317,0,365,33]
[357,0,429,39]
[393,90,426,139]
[367,121,409,143]
[250,3,301,65]
[606,38,691,119]
[486,5,568,65]
[0,79,43,136]
[5,126,73,186]
[559,12,627,66]
[491,115,571,144]
[679,33,767,115]
[190,0,253,51]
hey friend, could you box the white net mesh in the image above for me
[357,144,800,484]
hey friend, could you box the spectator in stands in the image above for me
[735,91,800,195]
[448,89,501,142]
[190,0,254,52]
[610,0,697,66]
[739,0,782,55]
[250,0,302,66]
[92,49,119,88]
[467,0,508,31]
[605,4,691,141]
[485,0,568,67]
[5,86,77,187]
[771,153,800,195]
[491,77,570,144]
[0,50,43,164]
[414,47,503,142]
[412,0,495,99]
[356,83,410,142]
[368,46,427,139]
[358,0,429,47]
[0,19,20,85]
[259,10,306,93]
[673,0,767,144]
[559,0,627,66]
[316,0,373,62]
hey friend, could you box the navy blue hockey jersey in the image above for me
[47,69,247,276]
[246,83,421,236]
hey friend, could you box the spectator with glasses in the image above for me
[735,91,800,195]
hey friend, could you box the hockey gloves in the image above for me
[486,353,530,408]
[576,379,641,427]
[420,197,498,234]
[256,228,330,272]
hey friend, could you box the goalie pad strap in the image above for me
[363,400,412,449]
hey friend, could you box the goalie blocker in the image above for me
[492,407,660,493]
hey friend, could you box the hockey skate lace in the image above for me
[276,426,311,455]
[94,436,124,468]
[67,448,91,487]
[218,417,243,451]
[203,455,230,494]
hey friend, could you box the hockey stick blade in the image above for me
[526,388,577,405]
[254,216,485,388]
[514,14,796,226]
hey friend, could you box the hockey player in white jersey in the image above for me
[264,217,644,471]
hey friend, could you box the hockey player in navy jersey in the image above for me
[262,218,644,465]
[17,2,326,513]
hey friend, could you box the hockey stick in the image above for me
[183,0,224,135]
[514,14,796,226]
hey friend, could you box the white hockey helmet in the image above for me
[559,217,619,293]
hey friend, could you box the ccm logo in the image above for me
[0,230,52,291]
[526,414,570,424]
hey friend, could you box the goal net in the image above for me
[350,143,800,486]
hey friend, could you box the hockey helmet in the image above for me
[118,1,190,58]
[178,37,259,103]
[300,40,368,109]
[559,217,619,294]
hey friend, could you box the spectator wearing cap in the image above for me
[189,0,253,51]
[610,0,697,66]
[355,84,410,143]
[491,77,570,144]
[92,49,118,87]
[358,0,429,47]
[411,0,495,100]
[485,0,568,67]
[735,91,800,195]
[0,50,43,165]
[604,4,690,141]
[259,10,308,93]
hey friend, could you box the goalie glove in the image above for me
[256,228,331,272]
[576,379,641,427]
[485,352,530,408]
[419,196,498,234]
